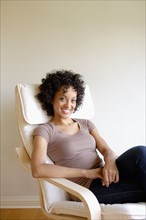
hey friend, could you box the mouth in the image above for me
[61,108,72,114]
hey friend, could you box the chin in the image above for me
[61,113,72,118]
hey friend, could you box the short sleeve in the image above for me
[86,119,96,132]
[33,124,52,143]
[76,118,96,132]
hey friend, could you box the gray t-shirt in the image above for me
[34,118,103,189]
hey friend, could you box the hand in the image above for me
[84,167,103,180]
[102,162,119,187]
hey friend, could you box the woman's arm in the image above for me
[31,136,103,180]
[90,127,119,187]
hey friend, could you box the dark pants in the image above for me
[89,146,146,204]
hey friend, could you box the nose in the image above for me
[64,100,71,108]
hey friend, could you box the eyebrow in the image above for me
[60,94,77,99]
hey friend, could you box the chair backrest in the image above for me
[15,83,95,158]
[15,83,95,208]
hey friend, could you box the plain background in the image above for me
[1,0,145,204]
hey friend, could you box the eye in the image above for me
[71,99,76,104]
[59,96,66,102]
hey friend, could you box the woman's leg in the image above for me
[116,145,146,191]
[89,146,146,204]
[89,178,145,204]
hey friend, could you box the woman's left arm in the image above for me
[90,127,119,187]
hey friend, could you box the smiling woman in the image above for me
[31,69,146,204]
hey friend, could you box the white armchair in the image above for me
[15,83,146,220]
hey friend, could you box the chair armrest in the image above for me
[16,146,101,220]
[43,178,101,220]
[16,147,31,173]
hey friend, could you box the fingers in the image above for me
[102,168,119,187]
[85,167,104,179]
[102,169,110,187]
[114,171,119,183]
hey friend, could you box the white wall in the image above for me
[1,0,145,204]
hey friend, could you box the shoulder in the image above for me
[34,122,55,142]
[35,123,53,132]
[74,118,95,132]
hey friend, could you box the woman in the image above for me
[31,69,146,204]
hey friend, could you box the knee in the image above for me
[132,146,146,160]
[133,145,146,153]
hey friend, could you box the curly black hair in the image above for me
[37,70,85,116]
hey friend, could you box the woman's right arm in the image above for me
[31,136,103,180]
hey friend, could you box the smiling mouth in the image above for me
[61,109,71,114]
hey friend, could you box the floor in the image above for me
[0,209,50,220]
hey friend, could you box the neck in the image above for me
[50,117,73,126]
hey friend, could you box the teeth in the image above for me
[62,109,70,114]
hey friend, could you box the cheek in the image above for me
[53,101,63,110]
[74,103,77,109]
[52,101,59,110]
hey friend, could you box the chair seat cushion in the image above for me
[100,203,146,220]
[48,201,146,219]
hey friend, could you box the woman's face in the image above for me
[52,86,77,119]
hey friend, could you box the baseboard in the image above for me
[0,196,40,208]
